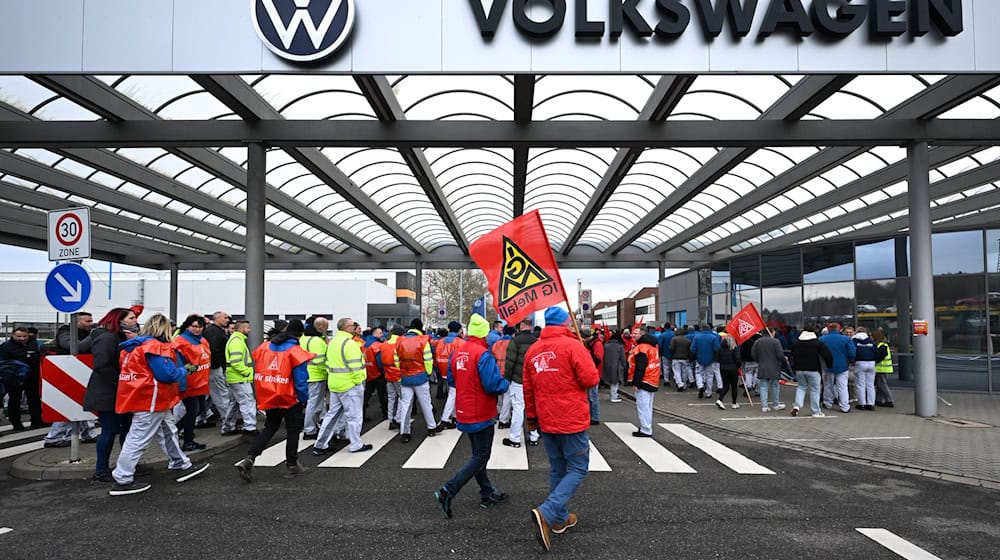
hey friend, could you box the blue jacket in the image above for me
[121,336,188,390]
[819,332,856,373]
[266,338,310,404]
[690,330,721,366]
[363,335,385,376]
[658,329,675,359]
[853,334,878,362]
[448,343,510,433]
[486,330,502,348]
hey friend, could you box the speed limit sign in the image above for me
[48,208,91,261]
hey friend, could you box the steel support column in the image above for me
[169,264,179,324]
[908,142,937,417]
[415,262,423,326]
[246,143,267,347]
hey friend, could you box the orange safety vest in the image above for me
[380,340,402,383]
[627,343,661,389]
[363,341,383,382]
[251,342,315,410]
[116,339,180,414]
[491,338,511,376]
[396,335,430,379]
[172,336,211,398]
[433,336,465,380]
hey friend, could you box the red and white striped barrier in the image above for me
[41,355,97,423]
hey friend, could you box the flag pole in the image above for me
[532,211,586,345]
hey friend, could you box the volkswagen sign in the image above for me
[252,0,355,63]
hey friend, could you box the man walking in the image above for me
[434,321,465,429]
[394,319,442,443]
[691,324,721,399]
[236,320,314,481]
[502,316,540,447]
[820,323,856,414]
[627,332,661,437]
[203,311,231,431]
[300,317,329,439]
[524,307,600,552]
[313,318,373,455]
[224,321,258,436]
[668,327,693,391]
[433,313,510,518]
[0,327,43,432]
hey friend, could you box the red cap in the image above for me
[130,305,145,319]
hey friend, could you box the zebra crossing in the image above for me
[0,427,49,460]
[245,420,775,475]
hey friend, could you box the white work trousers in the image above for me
[823,371,850,412]
[387,381,401,423]
[112,410,190,484]
[207,367,231,430]
[854,361,876,407]
[440,386,456,423]
[696,363,721,393]
[316,384,364,452]
[635,389,654,435]
[304,380,329,436]
[672,360,693,388]
[398,382,437,435]
[223,382,257,432]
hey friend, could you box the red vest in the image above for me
[172,336,211,398]
[115,339,180,414]
[491,338,511,376]
[380,339,402,383]
[452,338,497,424]
[251,342,314,410]
[433,336,465,379]
[363,341,383,382]
[396,335,429,380]
[628,343,661,388]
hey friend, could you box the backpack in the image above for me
[0,359,29,391]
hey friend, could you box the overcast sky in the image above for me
[0,245,668,307]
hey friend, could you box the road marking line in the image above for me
[938,396,953,406]
[0,441,45,460]
[786,436,912,443]
[588,441,612,472]
[318,420,394,468]
[659,423,774,475]
[686,403,721,407]
[403,428,462,469]
[856,528,943,560]
[605,422,695,473]
[242,434,314,467]
[487,430,529,470]
[0,527,12,536]
[719,416,838,422]
[0,427,51,444]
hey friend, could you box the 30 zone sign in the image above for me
[48,208,91,261]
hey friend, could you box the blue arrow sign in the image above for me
[45,263,91,314]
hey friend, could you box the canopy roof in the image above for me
[0,73,998,270]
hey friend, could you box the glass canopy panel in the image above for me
[937,84,1000,120]
[112,76,233,120]
[245,75,374,119]
[426,148,513,242]
[669,75,795,120]
[809,75,933,120]
[0,77,101,120]
[391,75,513,121]
[323,147,453,251]
[525,148,614,251]
[533,75,653,121]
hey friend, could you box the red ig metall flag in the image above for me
[726,303,766,345]
[469,210,567,325]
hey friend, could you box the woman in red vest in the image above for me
[109,313,210,496]
[172,314,212,452]
[627,333,662,438]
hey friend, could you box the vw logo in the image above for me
[252,0,355,63]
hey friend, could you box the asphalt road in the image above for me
[1,397,998,560]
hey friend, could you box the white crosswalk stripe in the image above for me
[659,423,775,475]
[0,440,45,460]
[605,422,697,473]
[856,528,943,560]
[236,421,773,477]
[0,427,50,444]
[318,420,396,468]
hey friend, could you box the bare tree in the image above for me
[422,269,497,328]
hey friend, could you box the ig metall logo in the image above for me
[252,0,355,63]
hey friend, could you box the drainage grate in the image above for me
[930,417,993,428]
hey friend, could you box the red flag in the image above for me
[469,210,566,325]
[726,303,766,345]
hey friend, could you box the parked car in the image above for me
[856,304,878,313]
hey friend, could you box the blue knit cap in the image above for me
[544,306,569,326]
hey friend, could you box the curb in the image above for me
[617,388,1000,491]
[10,435,247,481]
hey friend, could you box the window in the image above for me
[804,243,853,284]
[856,239,899,280]
[855,279,899,343]
[804,282,855,333]
[933,231,984,275]
[762,251,801,287]
[933,273,989,391]
[731,256,760,290]
[761,287,803,338]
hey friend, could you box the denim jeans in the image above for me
[538,431,590,525]
[759,378,781,409]
[793,371,821,414]
[587,386,600,422]
[96,411,132,474]
[444,424,495,499]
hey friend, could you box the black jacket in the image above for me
[56,324,93,355]
[717,345,741,376]
[203,323,228,369]
[82,328,127,412]
[790,337,833,372]
[504,330,538,384]
[740,333,761,362]
[0,338,40,375]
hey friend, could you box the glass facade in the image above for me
[707,229,998,392]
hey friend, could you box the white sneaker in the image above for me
[715,400,725,410]
[731,403,740,410]
[761,407,772,413]
[610,398,622,403]
[774,403,786,411]
[812,412,826,418]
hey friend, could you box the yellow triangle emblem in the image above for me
[499,237,553,304]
